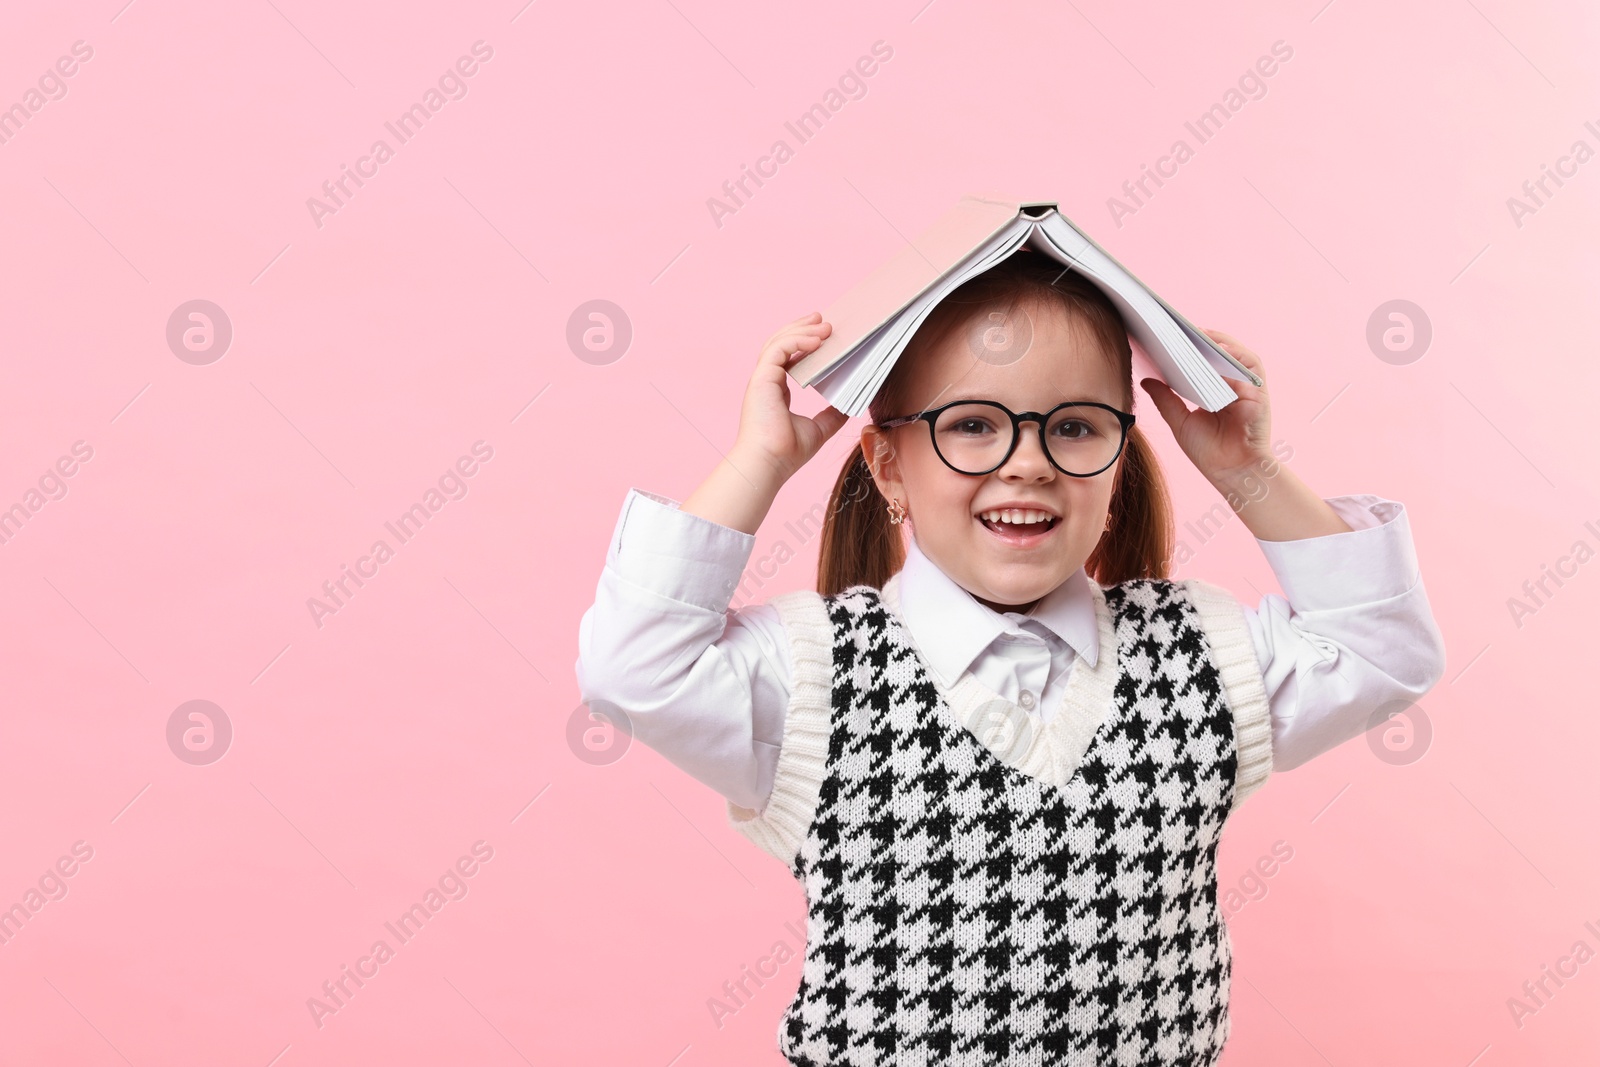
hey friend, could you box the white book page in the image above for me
[1036,214,1237,408]
[1030,214,1241,409]
[1030,218,1224,410]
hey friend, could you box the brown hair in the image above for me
[816,250,1175,595]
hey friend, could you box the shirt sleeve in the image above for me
[1244,494,1448,771]
[573,488,793,812]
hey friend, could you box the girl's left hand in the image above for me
[1138,328,1273,484]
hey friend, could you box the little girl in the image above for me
[576,251,1446,1065]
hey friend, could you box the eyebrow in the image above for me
[942,392,1122,408]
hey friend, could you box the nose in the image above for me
[999,418,1054,481]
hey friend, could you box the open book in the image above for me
[787,193,1261,417]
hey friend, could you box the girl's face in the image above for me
[862,296,1127,614]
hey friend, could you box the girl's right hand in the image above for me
[731,312,851,482]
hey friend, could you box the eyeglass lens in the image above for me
[932,402,1123,475]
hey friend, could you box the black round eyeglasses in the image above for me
[875,399,1135,477]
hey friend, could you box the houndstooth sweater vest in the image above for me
[728,571,1273,1066]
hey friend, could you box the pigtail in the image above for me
[1085,424,1174,584]
[817,441,904,596]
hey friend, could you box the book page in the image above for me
[1039,213,1258,392]
[1030,218,1228,410]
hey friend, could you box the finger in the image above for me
[760,330,822,368]
[764,326,838,367]
[1204,329,1245,356]
[1230,346,1264,380]
[1219,342,1262,375]
[1138,376,1191,431]
[1202,328,1252,360]
[768,313,827,344]
[812,405,850,441]
[754,342,824,394]
[776,320,831,336]
[776,321,833,345]
[1203,329,1264,376]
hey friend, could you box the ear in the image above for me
[859,424,906,504]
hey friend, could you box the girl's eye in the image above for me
[1052,420,1096,440]
[951,419,995,435]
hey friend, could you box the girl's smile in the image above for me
[975,503,1062,546]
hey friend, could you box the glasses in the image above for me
[876,399,1135,477]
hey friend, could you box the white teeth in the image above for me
[980,509,1054,525]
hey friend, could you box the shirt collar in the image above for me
[895,534,1100,688]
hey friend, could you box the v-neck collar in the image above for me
[879,569,1121,793]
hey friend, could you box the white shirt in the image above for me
[575,488,1447,813]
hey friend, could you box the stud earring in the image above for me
[887,498,907,525]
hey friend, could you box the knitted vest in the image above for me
[728,572,1273,1067]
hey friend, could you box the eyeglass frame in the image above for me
[874,398,1136,478]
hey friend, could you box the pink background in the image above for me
[2,0,1597,1063]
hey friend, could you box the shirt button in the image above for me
[1019,690,1035,709]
